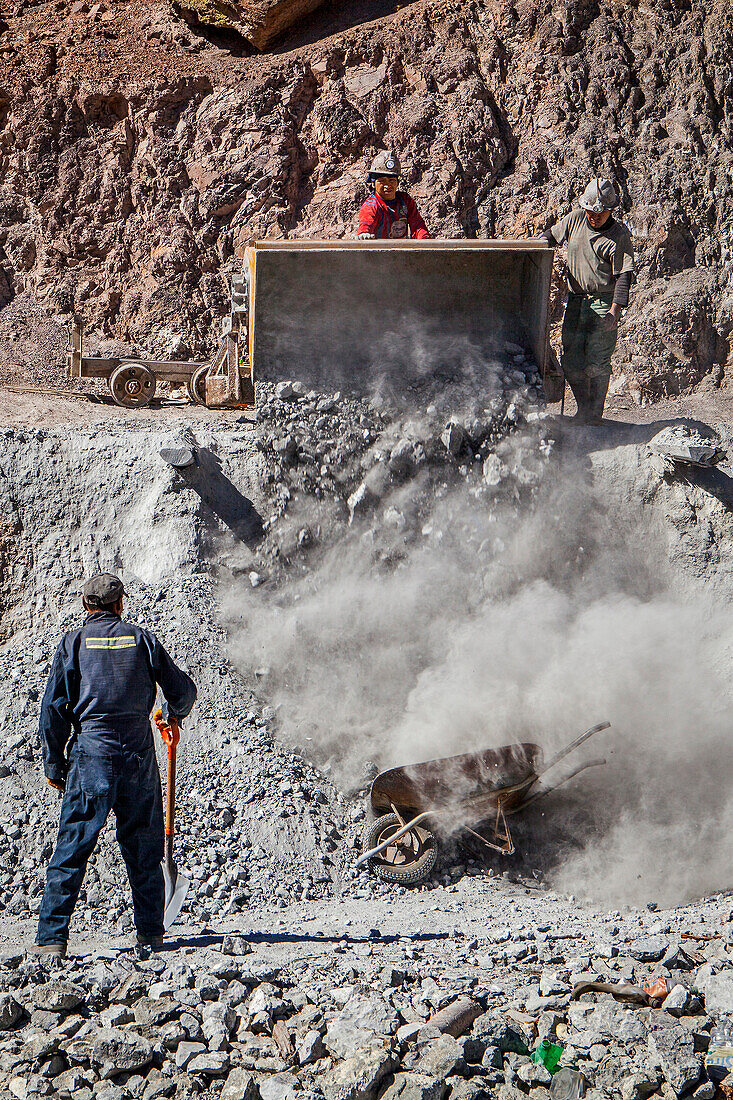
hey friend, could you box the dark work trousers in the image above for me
[36,742,164,945]
[561,291,619,422]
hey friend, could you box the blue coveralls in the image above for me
[36,611,197,946]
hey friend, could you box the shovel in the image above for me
[154,708,190,930]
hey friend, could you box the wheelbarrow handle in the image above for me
[538,721,610,776]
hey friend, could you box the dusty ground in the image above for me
[1,380,729,432]
[1,874,731,970]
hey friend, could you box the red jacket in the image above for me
[357,191,430,239]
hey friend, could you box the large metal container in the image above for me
[242,239,554,395]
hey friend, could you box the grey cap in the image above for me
[579,177,619,212]
[368,150,401,178]
[83,573,127,609]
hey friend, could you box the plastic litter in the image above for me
[531,1040,564,1074]
[706,1020,733,1084]
[642,976,674,1007]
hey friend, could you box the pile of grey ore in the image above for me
[253,339,550,582]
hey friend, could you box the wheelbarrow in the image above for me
[356,722,610,885]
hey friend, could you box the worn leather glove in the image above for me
[357,232,376,240]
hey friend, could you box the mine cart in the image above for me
[67,316,207,408]
[67,299,253,410]
[356,722,610,886]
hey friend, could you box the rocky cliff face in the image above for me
[0,0,731,396]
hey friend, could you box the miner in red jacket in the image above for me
[357,151,430,240]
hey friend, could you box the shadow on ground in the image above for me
[161,928,450,950]
[173,447,264,546]
[552,415,733,510]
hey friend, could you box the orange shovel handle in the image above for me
[153,709,180,839]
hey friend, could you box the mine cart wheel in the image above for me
[188,365,209,406]
[363,812,438,886]
[109,364,156,408]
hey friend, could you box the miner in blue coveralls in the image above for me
[32,573,197,957]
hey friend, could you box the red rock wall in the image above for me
[0,0,731,395]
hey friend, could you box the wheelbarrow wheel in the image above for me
[363,812,438,886]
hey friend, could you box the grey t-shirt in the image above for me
[548,208,634,297]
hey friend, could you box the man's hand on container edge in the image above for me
[357,233,376,240]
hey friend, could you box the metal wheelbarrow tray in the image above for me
[356,722,610,885]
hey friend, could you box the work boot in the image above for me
[29,943,66,959]
[136,934,164,951]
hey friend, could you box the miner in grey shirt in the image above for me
[545,178,634,424]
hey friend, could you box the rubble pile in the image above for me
[1,887,733,1100]
[251,342,549,583]
[0,352,552,947]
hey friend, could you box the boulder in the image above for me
[663,985,692,1018]
[628,937,669,962]
[620,1071,663,1100]
[0,993,22,1030]
[188,1051,230,1076]
[321,1046,397,1100]
[410,1035,466,1079]
[471,1015,528,1056]
[258,1073,300,1100]
[174,0,331,51]
[516,1062,552,1087]
[132,997,178,1026]
[379,1073,448,1100]
[203,1001,237,1050]
[324,992,398,1059]
[698,971,733,1016]
[568,1001,648,1047]
[447,1080,496,1100]
[91,1028,154,1079]
[647,1022,703,1095]
[298,1029,325,1065]
[31,981,85,1013]
[221,935,253,957]
[175,1041,207,1070]
[221,1069,261,1100]
[441,421,469,458]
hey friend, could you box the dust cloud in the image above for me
[222,435,733,908]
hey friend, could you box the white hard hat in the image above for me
[579,177,619,212]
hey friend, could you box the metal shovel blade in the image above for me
[162,855,190,931]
